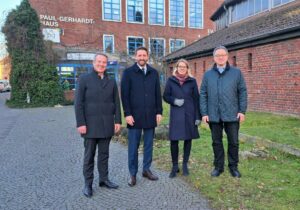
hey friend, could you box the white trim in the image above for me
[169,38,185,53]
[126,35,145,56]
[168,0,185,28]
[103,34,115,53]
[148,0,165,26]
[126,0,145,24]
[102,0,122,22]
[148,37,166,57]
[188,0,203,29]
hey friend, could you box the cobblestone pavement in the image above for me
[0,93,211,210]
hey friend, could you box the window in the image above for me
[103,0,121,21]
[169,0,184,27]
[189,0,203,28]
[194,62,197,74]
[149,38,165,59]
[149,0,164,25]
[248,53,252,71]
[232,56,237,67]
[169,39,185,53]
[127,37,144,56]
[127,0,144,23]
[202,60,206,72]
[273,0,293,7]
[103,35,114,53]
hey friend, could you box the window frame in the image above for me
[148,0,165,26]
[188,0,204,29]
[103,34,115,54]
[169,38,185,53]
[126,36,145,56]
[102,0,122,22]
[169,0,185,28]
[126,0,145,24]
[149,37,166,58]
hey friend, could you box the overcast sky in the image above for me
[0,0,22,58]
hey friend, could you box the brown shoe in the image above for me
[128,176,136,187]
[142,170,158,181]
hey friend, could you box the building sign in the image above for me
[39,14,94,27]
[67,53,96,60]
[42,28,60,43]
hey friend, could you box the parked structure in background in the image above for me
[164,0,300,116]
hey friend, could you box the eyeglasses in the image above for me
[214,54,228,58]
[178,65,187,68]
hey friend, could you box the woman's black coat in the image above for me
[163,76,200,141]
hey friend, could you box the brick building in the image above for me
[29,0,223,60]
[164,0,300,116]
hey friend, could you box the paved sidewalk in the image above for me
[0,93,211,210]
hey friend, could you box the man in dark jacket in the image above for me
[121,47,163,186]
[75,53,121,197]
[200,46,247,178]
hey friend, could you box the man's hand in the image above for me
[125,116,135,126]
[114,124,121,134]
[237,113,245,122]
[156,114,162,125]
[77,125,87,134]
[202,116,209,123]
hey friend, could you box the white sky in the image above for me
[0,0,22,58]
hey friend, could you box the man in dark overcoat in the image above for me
[200,46,247,178]
[121,47,163,186]
[75,53,121,197]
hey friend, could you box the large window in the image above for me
[103,0,121,21]
[127,37,144,56]
[189,0,203,28]
[103,35,114,53]
[273,0,294,7]
[169,39,185,53]
[169,0,184,27]
[127,0,144,23]
[149,38,165,58]
[149,0,165,25]
[231,0,270,23]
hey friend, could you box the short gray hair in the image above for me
[213,46,228,56]
[94,53,108,61]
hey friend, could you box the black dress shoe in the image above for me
[142,170,158,181]
[128,176,136,187]
[211,168,224,177]
[99,180,119,189]
[169,168,180,178]
[82,185,92,198]
[229,168,241,178]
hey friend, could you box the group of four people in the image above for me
[75,46,247,198]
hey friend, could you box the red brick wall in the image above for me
[167,38,300,116]
[29,0,223,54]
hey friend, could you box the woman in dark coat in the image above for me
[163,59,200,178]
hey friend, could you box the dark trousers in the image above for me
[127,128,154,176]
[170,140,192,167]
[209,121,240,170]
[83,138,111,186]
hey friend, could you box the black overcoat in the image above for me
[75,70,121,138]
[163,76,200,141]
[121,63,163,129]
